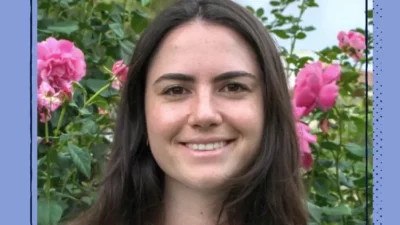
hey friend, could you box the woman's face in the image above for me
[145,21,264,191]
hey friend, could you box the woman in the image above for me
[70,0,308,224]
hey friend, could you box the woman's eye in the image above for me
[165,86,189,95]
[221,83,246,93]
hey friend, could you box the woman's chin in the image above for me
[175,173,232,193]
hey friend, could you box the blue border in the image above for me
[373,0,399,224]
[0,0,386,224]
[372,0,379,224]
[32,0,38,224]
[0,0,35,224]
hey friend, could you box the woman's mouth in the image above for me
[184,141,228,151]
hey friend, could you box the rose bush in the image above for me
[37,0,373,225]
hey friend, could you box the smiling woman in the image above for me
[67,0,308,225]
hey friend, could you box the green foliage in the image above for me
[37,1,373,225]
[37,0,155,224]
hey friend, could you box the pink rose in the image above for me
[337,31,366,61]
[37,82,62,123]
[294,62,341,115]
[337,31,350,50]
[111,60,129,90]
[293,104,317,170]
[348,31,366,50]
[37,37,86,92]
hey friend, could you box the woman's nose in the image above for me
[187,92,223,129]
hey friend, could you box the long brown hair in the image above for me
[68,0,309,224]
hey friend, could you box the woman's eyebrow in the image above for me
[213,71,256,82]
[153,71,256,85]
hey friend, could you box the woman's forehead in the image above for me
[147,21,261,81]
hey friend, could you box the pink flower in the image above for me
[98,107,107,115]
[111,60,129,90]
[337,31,350,50]
[37,82,62,123]
[293,105,317,170]
[348,31,366,49]
[37,37,86,92]
[294,62,341,115]
[337,31,366,61]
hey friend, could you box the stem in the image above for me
[84,83,111,107]
[102,65,116,77]
[285,0,306,77]
[54,104,67,136]
[329,150,343,201]
[352,165,364,205]
[97,33,103,45]
[80,65,117,108]
[309,145,319,202]
[59,169,75,201]
[122,0,128,21]
[46,155,51,200]
[87,125,111,149]
[334,107,347,225]
[45,116,49,142]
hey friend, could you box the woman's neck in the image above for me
[158,176,229,225]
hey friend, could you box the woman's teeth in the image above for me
[185,141,227,151]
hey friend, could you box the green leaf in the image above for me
[296,32,306,39]
[72,81,87,97]
[326,51,338,60]
[91,96,109,110]
[317,159,334,168]
[303,26,316,32]
[297,56,314,68]
[81,119,98,135]
[344,143,365,158]
[260,16,268,22]
[38,199,63,225]
[83,79,118,98]
[313,177,330,197]
[270,1,280,6]
[47,21,79,34]
[256,8,264,17]
[306,0,319,7]
[67,143,91,178]
[92,143,109,161]
[141,0,151,6]
[341,69,361,84]
[368,10,373,18]
[131,9,151,34]
[353,175,367,187]
[96,2,113,12]
[307,201,322,223]
[79,108,92,116]
[271,29,290,39]
[350,219,368,225]
[68,101,79,109]
[109,10,122,23]
[332,46,342,54]
[120,40,135,65]
[339,170,354,187]
[60,133,72,144]
[56,152,72,170]
[320,141,340,151]
[322,205,352,217]
[109,23,124,38]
